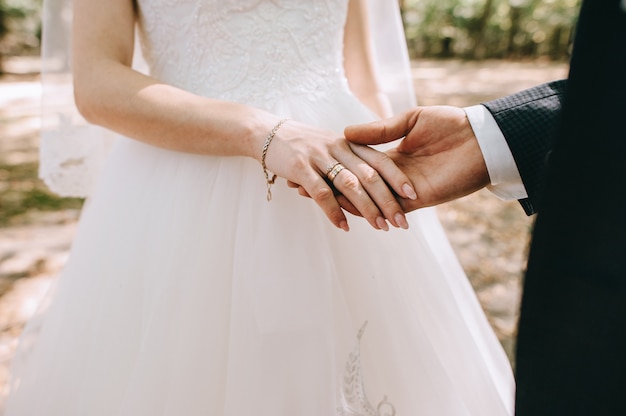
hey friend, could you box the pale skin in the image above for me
[342,0,393,119]
[343,106,491,214]
[72,0,416,232]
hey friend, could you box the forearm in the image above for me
[72,0,276,162]
[74,60,276,162]
[71,0,417,231]
[343,0,392,118]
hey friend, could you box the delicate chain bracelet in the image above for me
[261,118,289,201]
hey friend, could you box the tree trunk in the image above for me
[0,4,6,74]
[507,6,523,58]
[473,0,495,59]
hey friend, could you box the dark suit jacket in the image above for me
[484,0,626,414]
[483,81,567,215]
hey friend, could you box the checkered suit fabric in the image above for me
[483,80,567,215]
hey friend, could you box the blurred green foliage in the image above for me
[0,0,41,61]
[401,0,581,59]
[0,163,83,226]
[1,0,581,61]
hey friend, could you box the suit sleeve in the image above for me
[482,80,567,215]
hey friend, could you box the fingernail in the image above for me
[402,183,417,200]
[340,220,350,232]
[395,213,409,230]
[376,216,389,231]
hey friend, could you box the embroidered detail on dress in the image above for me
[337,322,396,416]
[135,0,351,111]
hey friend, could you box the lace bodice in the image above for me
[136,0,350,110]
[40,0,415,201]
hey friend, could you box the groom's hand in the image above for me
[345,106,490,213]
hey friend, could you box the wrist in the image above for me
[464,105,523,188]
[239,109,283,163]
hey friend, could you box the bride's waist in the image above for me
[164,72,353,109]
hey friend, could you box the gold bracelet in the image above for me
[261,118,289,201]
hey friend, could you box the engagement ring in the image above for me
[326,162,345,182]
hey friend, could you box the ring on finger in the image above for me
[325,162,341,175]
[326,163,346,182]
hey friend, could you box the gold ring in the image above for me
[325,162,341,175]
[326,163,345,182]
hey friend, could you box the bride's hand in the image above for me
[265,120,416,231]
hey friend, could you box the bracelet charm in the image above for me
[261,119,289,201]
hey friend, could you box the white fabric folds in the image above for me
[8,1,516,415]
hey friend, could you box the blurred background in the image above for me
[401,0,579,60]
[0,0,581,67]
[0,0,577,402]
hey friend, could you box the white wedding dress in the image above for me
[5,1,514,415]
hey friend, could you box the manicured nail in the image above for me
[340,220,350,232]
[395,213,409,230]
[376,216,389,231]
[402,183,417,200]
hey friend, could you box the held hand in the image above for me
[264,119,417,231]
[344,106,490,213]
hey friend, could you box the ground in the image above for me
[0,56,569,402]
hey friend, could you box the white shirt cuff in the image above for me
[464,105,528,200]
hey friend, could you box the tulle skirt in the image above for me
[5,92,514,415]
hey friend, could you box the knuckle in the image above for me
[375,151,392,165]
[361,169,381,187]
[330,208,344,222]
[289,155,308,172]
[380,198,400,213]
[340,174,360,192]
[381,122,389,142]
[372,153,395,171]
[332,137,348,149]
[312,186,333,201]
